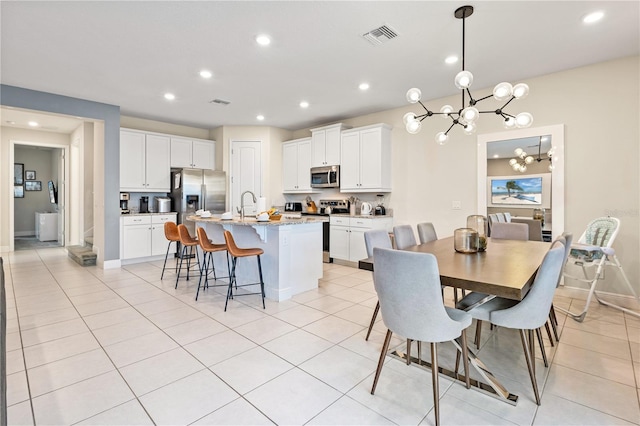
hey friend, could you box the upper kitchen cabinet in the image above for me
[282,137,313,193]
[120,129,171,192]
[340,123,392,192]
[310,123,349,167]
[170,137,215,169]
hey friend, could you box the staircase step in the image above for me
[67,245,97,267]
[85,236,94,248]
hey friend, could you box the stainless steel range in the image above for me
[301,199,350,263]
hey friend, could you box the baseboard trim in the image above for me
[102,259,121,269]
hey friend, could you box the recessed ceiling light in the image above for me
[359,83,370,91]
[164,93,176,100]
[445,55,458,64]
[6,120,16,125]
[299,101,309,108]
[256,35,271,46]
[28,121,39,127]
[257,115,265,121]
[199,70,213,79]
[583,11,604,24]
[493,154,500,158]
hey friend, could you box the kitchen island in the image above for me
[187,215,326,301]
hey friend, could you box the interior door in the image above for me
[230,141,262,216]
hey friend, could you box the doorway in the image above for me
[9,141,69,251]
[229,140,263,215]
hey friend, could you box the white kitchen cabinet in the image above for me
[120,129,171,192]
[310,123,348,167]
[329,216,393,262]
[121,213,177,261]
[170,137,215,169]
[282,137,313,193]
[340,123,392,193]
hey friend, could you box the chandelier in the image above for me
[404,5,533,145]
[509,136,554,173]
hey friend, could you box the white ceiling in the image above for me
[1,1,638,131]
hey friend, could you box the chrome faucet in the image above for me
[237,190,257,220]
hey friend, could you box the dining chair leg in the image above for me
[536,327,549,368]
[430,342,440,426]
[406,339,412,365]
[474,319,483,350]
[549,305,560,342]
[418,341,422,363]
[520,329,541,405]
[371,329,393,394]
[365,301,380,341]
[460,329,471,389]
[544,321,555,347]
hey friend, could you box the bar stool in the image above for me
[161,221,180,280]
[223,230,265,311]
[195,227,230,301]
[175,224,201,289]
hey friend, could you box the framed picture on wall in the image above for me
[25,170,36,180]
[14,163,24,185]
[14,185,24,198]
[25,181,42,191]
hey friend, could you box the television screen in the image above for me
[48,180,57,204]
[491,177,542,205]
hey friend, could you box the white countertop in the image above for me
[121,212,177,216]
[187,215,327,226]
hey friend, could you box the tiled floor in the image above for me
[3,247,640,425]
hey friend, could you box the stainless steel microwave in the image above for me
[310,165,339,188]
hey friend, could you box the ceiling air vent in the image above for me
[362,24,398,45]
[210,98,231,106]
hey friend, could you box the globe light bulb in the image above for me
[461,107,479,123]
[406,120,422,134]
[403,112,416,125]
[514,147,524,157]
[406,88,422,104]
[435,132,448,145]
[493,82,513,101]
[513,83,529,99]
[504,117,516,129]
[525,156,534,164]
[509,158,517,166]
[516,112,533,128]
[549,164,554,171]
[454,70,474,89]
[463,122,476,135]
[440,105,454,118]
[520,165,527,172]
[512,163,520,171]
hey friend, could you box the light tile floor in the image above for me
[3,247,640,425]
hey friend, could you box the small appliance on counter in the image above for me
[284,202,303,212]
[317,199,350,215]
[120,192,130,214]
[360,202,372,215]
[305,196,317,213]
[139,196,149,214]
[155,196,171,213]
[374,194,387,215]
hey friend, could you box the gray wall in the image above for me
[1,85,120,262]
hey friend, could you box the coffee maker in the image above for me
[120,193,130,214]
[140,196,149,214]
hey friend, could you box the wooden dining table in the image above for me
[359,236,551,300]
[358,235,551,405]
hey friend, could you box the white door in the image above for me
[230,141,262,216]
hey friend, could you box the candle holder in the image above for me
[466,215,488,251]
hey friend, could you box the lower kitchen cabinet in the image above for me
[121,214,177,261]
[329,216,393,262]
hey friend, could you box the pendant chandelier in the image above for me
[510,136,554,172]
[404,5,533,145]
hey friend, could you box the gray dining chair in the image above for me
[487,213,498,236]
[363,229,393,341]
[393,225,417,250]
[549,232,573,341]
[503,212,512,222]
[417,222,438,244]
[464,243,565,405]
[512,218,543,241]
[370,247,471,426]
[490,222,528,240]
[496,212,507,222]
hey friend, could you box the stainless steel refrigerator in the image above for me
[169,169,226,237]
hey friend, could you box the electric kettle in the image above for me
[360,202,372,215]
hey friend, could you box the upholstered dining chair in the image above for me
[370,247,471,426]
[503,212,512,222]
[464,243,565,405]
[417,222,438,244]
[490,222,528,241]
[511,218,543,241]
[487,213,498,236]
[496,212,507,222]
[363,229,393,341]
[393,225,417,250]
[548,232,573,342]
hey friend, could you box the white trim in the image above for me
[477,124,565,239]
[102,259,121,269]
